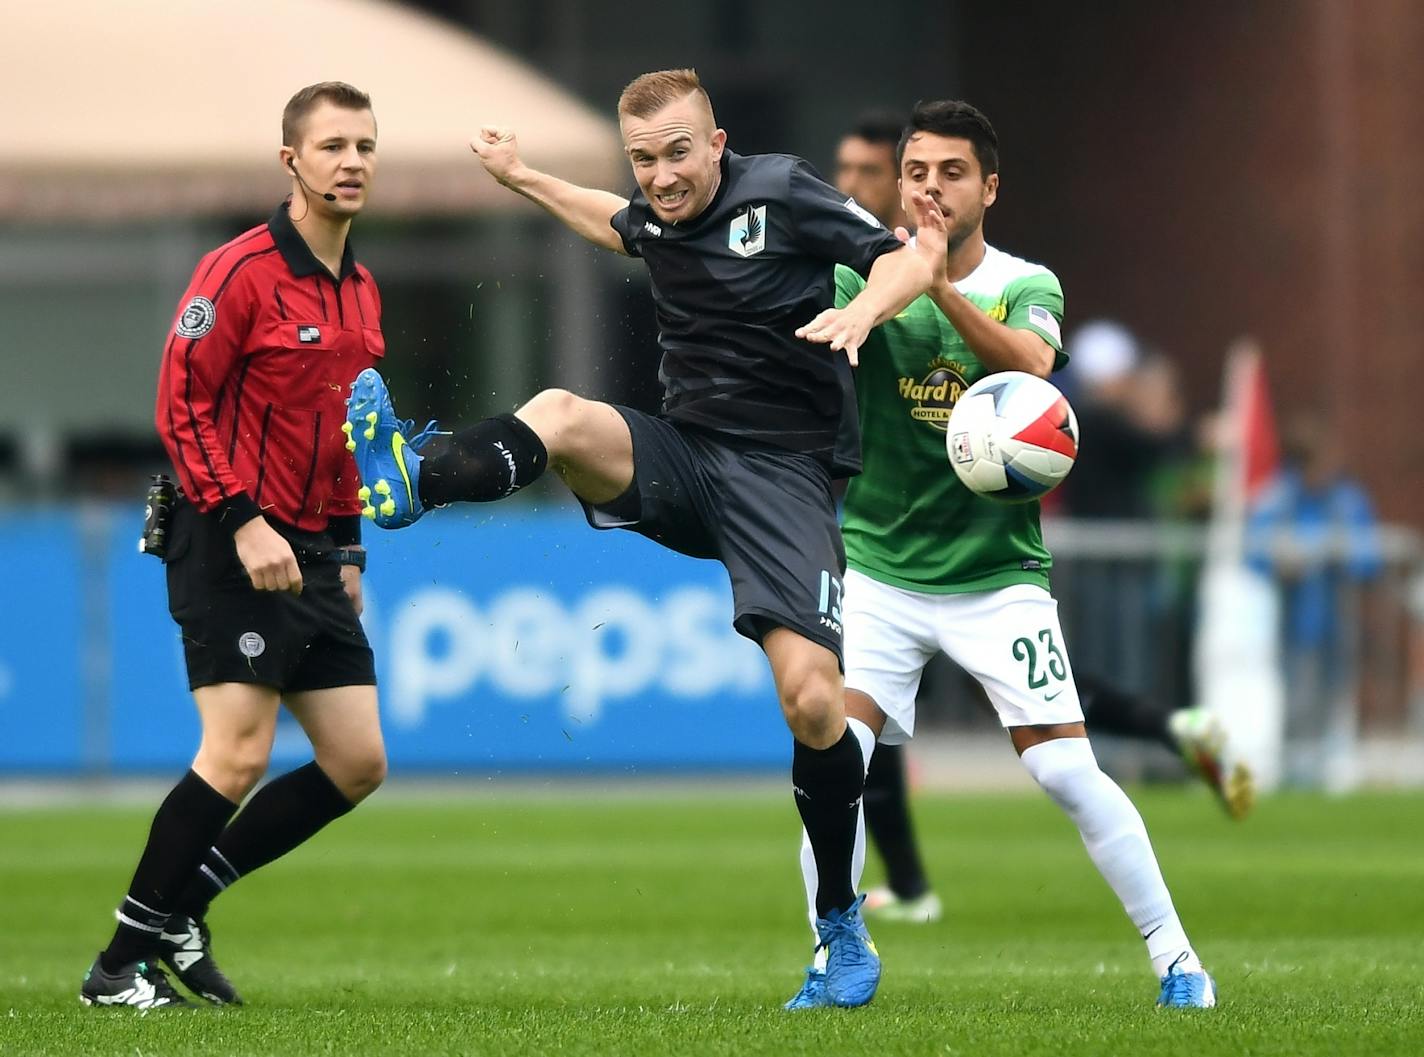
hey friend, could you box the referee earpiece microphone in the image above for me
[288,158,337,202]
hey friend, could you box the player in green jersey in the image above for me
[788,101,1217,1011]
[827,116,1252,933]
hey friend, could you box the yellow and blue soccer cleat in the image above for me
[343,368,444,529]
[783,966,832,1011]
[1156,952,1217,1008]
[817,894,881,1008]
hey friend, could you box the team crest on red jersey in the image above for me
[175,296,216,339]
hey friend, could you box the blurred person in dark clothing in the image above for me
[827,110,941,925]
[834,111,909,234]
[1062,320,1185,520]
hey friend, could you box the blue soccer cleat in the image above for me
[783,966,832,1011]
[1156,953,1218,1009]
[343,368,444,529]
[817,894,881,1008]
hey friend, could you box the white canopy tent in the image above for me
[0,0,625,219]
[0,1,632,443]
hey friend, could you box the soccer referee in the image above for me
[81,82,389,1009]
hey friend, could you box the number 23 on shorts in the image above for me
[1012,627,1067,694]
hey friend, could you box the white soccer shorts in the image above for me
[842,569,1084,743]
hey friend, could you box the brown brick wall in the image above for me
[959,0,1424,523]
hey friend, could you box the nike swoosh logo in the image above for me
[1044,689,1063,701]
[1142,924,1163,942]
[392,431,415,505]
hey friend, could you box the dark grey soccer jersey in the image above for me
[610,150,902,476]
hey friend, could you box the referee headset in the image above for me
[285,152,336,221]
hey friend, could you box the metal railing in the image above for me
[911,518,1423,787]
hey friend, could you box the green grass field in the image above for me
[2,785,1421,1056]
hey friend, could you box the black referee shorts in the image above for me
[579,406,847,663]
[163,500,376,692]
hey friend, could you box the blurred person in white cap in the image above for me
[1061,319,1183,519]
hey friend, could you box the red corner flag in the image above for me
[1238,345,1279,501]
[1207,338,1279,560]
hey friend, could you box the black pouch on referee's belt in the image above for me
[138,474,177,559]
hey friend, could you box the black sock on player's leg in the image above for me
[175,762,355,919]
[862,742,931,900]
[792,727,867,918]
[172,846,240,923]
[100,771,237,972]
[1079,673,1176,753]
[418,414,548,506]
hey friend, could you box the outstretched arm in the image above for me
[796,191,944,365]
[472,127,630,255]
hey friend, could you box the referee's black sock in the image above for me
[173,845,241,923]
[175,762,354,920]
[418,413,548,506]
[100,770,237,972]
[792,727,866,919]
[862,742,932,901]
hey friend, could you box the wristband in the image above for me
[331,547,367,572]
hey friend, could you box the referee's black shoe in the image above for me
[80,956,192,1009]
[159,915,244,1005]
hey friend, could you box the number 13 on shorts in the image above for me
[817,569,843,636]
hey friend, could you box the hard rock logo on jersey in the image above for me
[898,357,971,432]
[728,205,767,257]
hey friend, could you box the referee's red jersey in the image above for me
[156,202,384,535]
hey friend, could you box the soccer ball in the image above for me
[946,372,1079,502]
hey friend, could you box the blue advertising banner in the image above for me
[0,512,85,770]
[357,509,785,772]
[106,506,200,770]
[4,506,789,774]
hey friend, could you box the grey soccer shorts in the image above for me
[579,406,846,663]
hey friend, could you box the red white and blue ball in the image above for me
[946,372,1079,502]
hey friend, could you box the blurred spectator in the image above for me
[1150,409,1221,523]
[833,111,908,231]
[1247,409,1383,787]
[1056,324,1206,703]
[1061,320,1185,519]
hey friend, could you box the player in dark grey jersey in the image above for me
[343,68,944,1009]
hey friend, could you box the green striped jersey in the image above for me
[837,245,1067,593]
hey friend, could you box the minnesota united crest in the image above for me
[729,204,767,257]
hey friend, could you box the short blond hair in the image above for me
[282,81,373,147]
[617,68,714,122]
